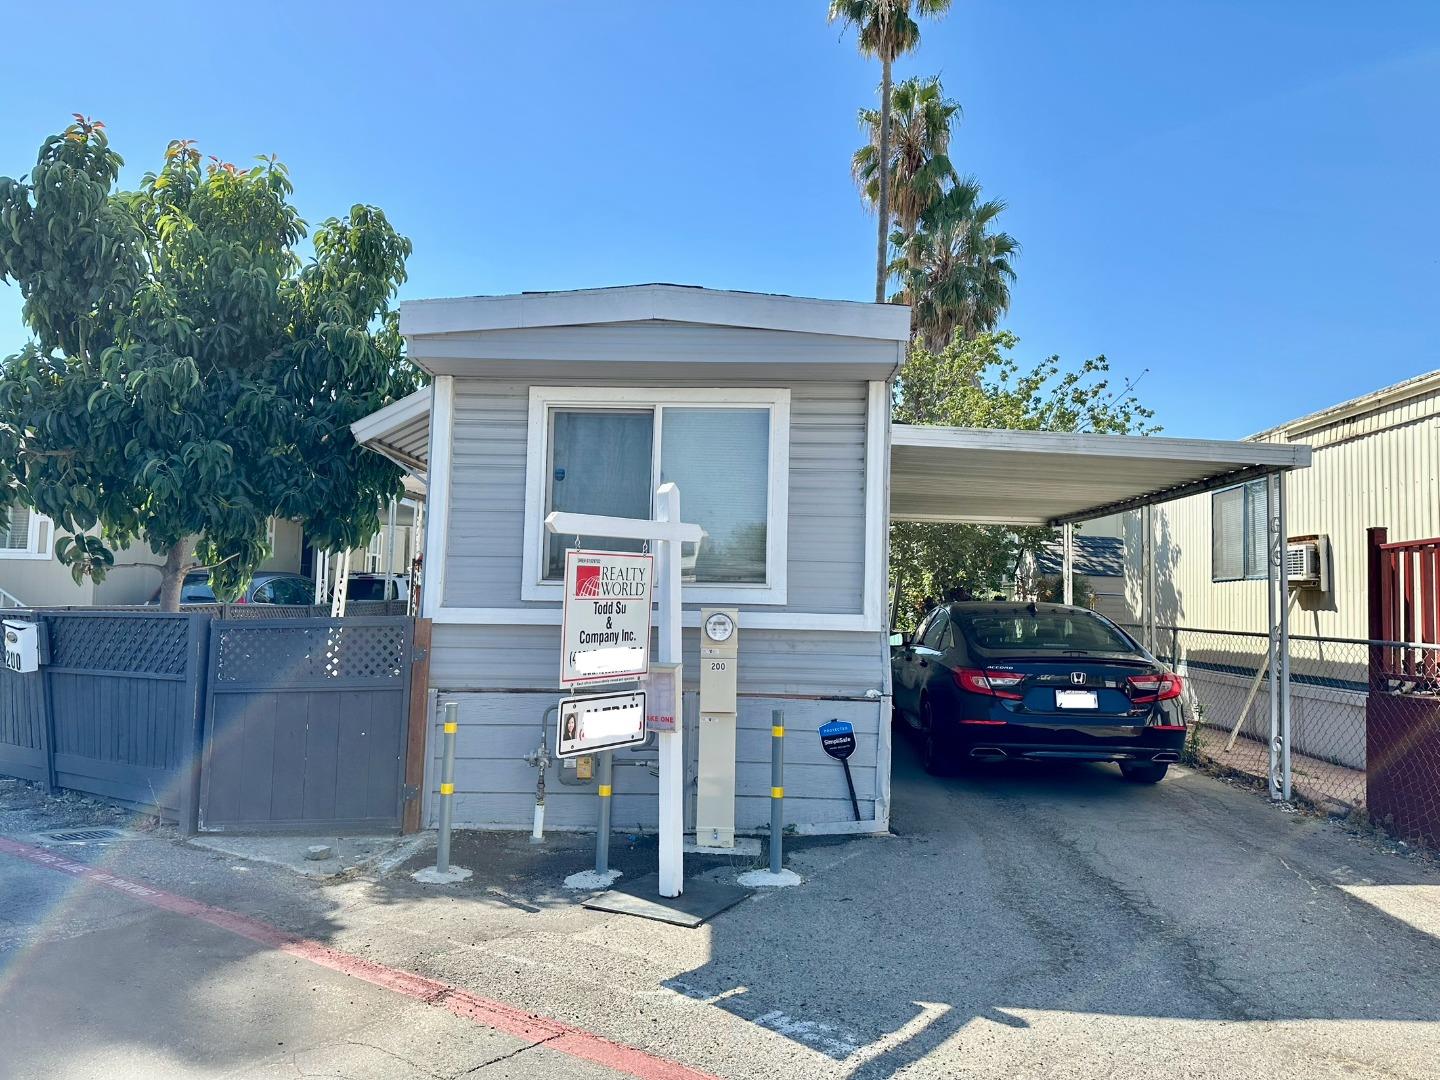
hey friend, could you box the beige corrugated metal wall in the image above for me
[1124,375,1440,639]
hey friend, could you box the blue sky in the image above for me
[2,1,1436,438]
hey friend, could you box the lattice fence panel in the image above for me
[212,621,409,687]
[45,614,191,676]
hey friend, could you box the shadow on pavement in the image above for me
[660,730,1440,1075]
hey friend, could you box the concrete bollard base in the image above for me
[562,868,623,891]
[737,868,802,889]
[411,865,473,885]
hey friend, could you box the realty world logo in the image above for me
[575,564,601,598]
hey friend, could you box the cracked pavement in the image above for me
[3,737,1440,1078]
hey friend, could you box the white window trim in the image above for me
[522,386,790,605]
[420,376,454,619]
[0,507,52,560]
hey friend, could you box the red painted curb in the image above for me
[0,836,720,1080]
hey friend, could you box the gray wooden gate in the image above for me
[198,617,414,833]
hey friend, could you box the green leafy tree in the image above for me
[0,117,418,609]
[854,75,960,268]
[890,331,1157,625]
[828,0,952,302]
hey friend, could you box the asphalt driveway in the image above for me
[2,738,1439,1079]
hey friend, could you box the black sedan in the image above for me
[892,601,1186,782]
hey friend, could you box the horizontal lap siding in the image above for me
[435,692,879,832]
[447,383,531,605]
[430,624,887,698]
[432,371,884,834]
[787,383,867,613]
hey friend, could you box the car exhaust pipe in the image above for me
[1152,751,1180,763]
[970,747,1007,760]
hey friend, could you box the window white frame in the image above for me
[0,505,52,560]
[522,386,790,604]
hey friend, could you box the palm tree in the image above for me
[828,0,953,303]
[895,179,1019,350]
[853,75,960,269]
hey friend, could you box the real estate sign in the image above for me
[560,549,653,686]
[555,689,648,758]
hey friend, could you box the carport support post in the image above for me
[1061,523,1075,605]
[384,497,397,578]
[1265,474,1293,802]
[1142,505,1157,653]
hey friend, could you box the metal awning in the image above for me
[349,388,431,495]
[890,425,1311,526]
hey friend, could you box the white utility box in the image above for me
[697,608,740,849]
[3,620,40,674]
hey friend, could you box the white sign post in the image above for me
[546,482,701,899]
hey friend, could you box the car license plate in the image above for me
[1055,690,1099,710]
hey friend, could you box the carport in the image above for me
[889,424,1312,801]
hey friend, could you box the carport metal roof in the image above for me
[890,425,1311,526]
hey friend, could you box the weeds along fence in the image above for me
[1142,624,1440,846]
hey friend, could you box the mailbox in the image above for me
[697,608,740,848]
[3,620,40,674]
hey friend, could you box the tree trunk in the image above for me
[157,538,191,613]
[875,56,893,304]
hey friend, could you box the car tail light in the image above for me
[237,595,248,604]
[1128,672,1184,704]
[955,668,1025,701]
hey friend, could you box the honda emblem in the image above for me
[1070,671,1086,685]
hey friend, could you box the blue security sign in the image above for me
[818,719,856,760]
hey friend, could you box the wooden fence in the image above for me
[0,609,428,834]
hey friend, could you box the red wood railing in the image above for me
[1370,529,1440,687]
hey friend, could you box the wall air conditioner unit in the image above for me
[1286,535,1330,592]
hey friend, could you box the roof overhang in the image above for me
[400,284,914,341]
[400,285,913,381]
[350,388,431,492]
[890,426,1311,526]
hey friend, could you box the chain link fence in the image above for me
[1131,625,1440,847]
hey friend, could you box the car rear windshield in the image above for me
[956,611,1139,655]
[346,579,390,602]
[180,577,216,604]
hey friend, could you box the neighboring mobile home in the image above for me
[0,509,306,608]
[1124,370,1440,639]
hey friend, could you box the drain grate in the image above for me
[45,828,125,842]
